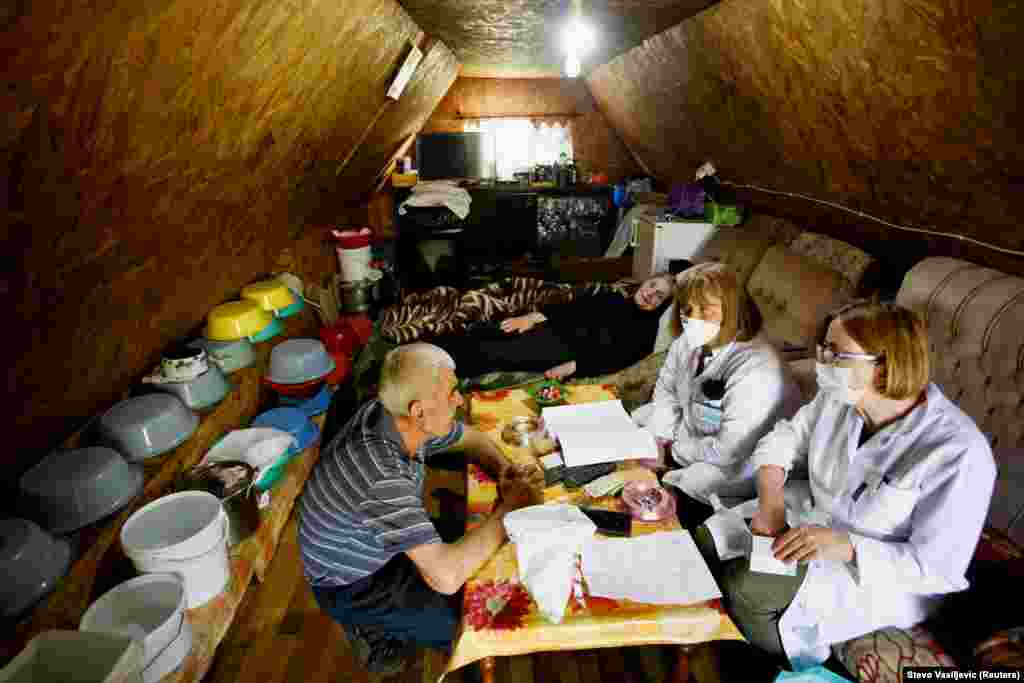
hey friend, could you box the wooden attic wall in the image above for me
[1,0,459,474]
[586,0,1024,278]
[422,77,643,183]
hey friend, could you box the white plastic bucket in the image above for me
[120,492,230,608]
[0,630,144,683]
[80,573,191,682]
[337,245,372,282]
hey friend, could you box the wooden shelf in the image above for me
[1,310,328,682]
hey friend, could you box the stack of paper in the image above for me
[581,531,722,605]
[541,400,658,467]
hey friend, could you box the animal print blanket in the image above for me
[379,277,636,344]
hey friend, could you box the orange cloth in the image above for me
[444,384,744,677]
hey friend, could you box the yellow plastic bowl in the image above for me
[241,280,296,313]
[206,301,273,341]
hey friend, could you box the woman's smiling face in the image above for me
[634,277,672,311]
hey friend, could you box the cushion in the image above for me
[788,232,876,296]
[745,214,804,246]
[692,226,776,289]
[833,625,955,683]
[747,245,852,350]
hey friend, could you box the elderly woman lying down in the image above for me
[432,274,676,381]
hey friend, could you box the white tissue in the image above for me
[503,505,596,623]
[703,494,753,562]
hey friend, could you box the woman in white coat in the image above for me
[635,262,801,528]
[722,302,996,667]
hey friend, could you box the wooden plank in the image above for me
[336,39,460,199]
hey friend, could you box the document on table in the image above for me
[541,400,658,467]
[581,530,722,605]
[749,534,798,576]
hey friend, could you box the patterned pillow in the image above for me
[788,232,876,296]
[833,625,956,683]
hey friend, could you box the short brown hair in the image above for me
[821,302,930,400]
[670,262,761,344]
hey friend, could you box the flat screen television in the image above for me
[416,132,485,180]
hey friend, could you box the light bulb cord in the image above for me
[719,180,1024,258]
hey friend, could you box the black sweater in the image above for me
[541,291,668,377]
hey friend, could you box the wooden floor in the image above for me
[205,508,773,683]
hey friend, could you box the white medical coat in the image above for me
[645,336,802,504]
[751,383,997,666]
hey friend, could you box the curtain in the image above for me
[464,119,573,180]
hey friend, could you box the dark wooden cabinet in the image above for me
[393,185,614,289]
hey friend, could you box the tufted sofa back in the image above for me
[896,257,1024,543]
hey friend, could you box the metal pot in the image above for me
[177,461,260,547]
[338,279,374,313]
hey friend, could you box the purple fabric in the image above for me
[669,183,706,217]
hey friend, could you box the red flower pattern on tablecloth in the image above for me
[465,580,532,631]
[470,466,496,485]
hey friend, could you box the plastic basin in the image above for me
[206,300,272,341]
[19,447,143,535]
[98,394,199,462]
[265,338,335,385]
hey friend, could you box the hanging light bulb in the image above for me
[565,51,581,78]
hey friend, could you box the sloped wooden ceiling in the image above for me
[2,0,458,471]
[398,0,719,77]
[587,0,1024,275]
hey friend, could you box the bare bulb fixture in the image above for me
[565,53,581,78]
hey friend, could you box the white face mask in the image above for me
[815,362,867,406]
[679,315,721,348]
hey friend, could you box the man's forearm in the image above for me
[446,503,510,590]
[456,428,512,479]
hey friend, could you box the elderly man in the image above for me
[298,342,539,674]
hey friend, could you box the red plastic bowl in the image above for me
[262,376,325,399]
[325,353,352,386]
[319,323,358,358]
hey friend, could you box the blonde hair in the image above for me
[378,343,455,416]
[821,302,930,400]
[670,262,760,343]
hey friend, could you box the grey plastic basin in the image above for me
[98,394,199,461]
[19,447,143,535]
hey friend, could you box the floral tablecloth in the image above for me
[444,384,744,677]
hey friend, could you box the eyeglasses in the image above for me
[815,343,881,366]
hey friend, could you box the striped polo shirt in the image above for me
[298,398,464,587]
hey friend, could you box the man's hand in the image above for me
[750,503,787,537]
[544,360,577,380]
[499,466,541,511]
[500,313,545,334]
[772,525,854,564]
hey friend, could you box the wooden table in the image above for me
[446,384,744,683]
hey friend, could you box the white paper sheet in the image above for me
[749,535,798,576]
[542,400,658,467]
[581,531,722,605]
[704,507,752,562]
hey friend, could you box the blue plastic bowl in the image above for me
[279,385,332,417]
[251,407,320,453]
[275,297,305,319]
[249,407,321,490]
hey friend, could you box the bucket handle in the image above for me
[141,609,187,676]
